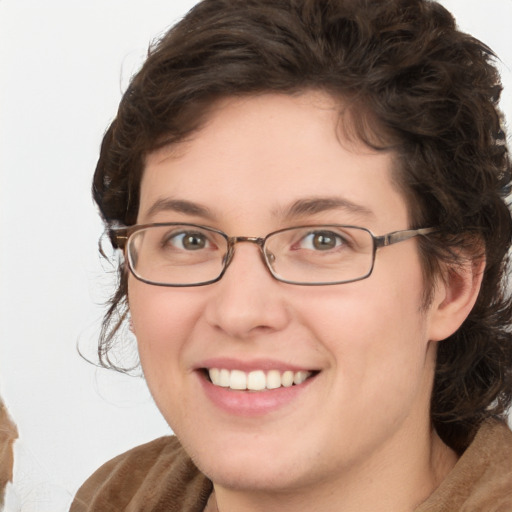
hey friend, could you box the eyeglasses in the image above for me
[111,223,435,287]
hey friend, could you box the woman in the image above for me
[72,0,512,510]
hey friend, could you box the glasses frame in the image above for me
[111,223,436,287]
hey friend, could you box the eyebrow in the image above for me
[144,198,216,220]
[144,196,374,223]
[278,197,375,221]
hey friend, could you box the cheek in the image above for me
[300,261,430,387]
[304,281,425,346]
[127,281,210,427]
[310,293,431,433]
[128,280,202,371]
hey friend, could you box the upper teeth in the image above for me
[208,368,312,391]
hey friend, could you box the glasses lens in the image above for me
[127,225,228,285]
[265,226,375,284]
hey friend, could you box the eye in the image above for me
[298,230,345,251]
[165,231,211,251]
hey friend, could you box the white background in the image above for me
[0,1,511,510]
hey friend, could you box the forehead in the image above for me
[140,92,409,232]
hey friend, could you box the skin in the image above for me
[128,92,482,512]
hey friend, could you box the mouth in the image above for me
[204,368,317,391]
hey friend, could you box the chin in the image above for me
[182,433,311,492]
[199,457,308,493]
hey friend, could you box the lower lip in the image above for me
[198,372,317,417]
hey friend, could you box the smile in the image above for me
[207,368,313,391]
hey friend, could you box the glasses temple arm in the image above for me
[375,227,436,248]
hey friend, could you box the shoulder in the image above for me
[415,419,512,512]
[70,436,212,512]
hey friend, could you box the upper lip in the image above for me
[195,357,318,373]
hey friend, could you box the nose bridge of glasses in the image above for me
[230,235,265,246]
[224,236,271,269]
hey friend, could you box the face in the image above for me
[129,93,445,496]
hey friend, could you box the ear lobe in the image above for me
[427,257,485,342]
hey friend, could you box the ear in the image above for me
[427,256,485,342]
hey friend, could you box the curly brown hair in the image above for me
[93,0,512,452]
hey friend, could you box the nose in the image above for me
[204,242,290,339]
